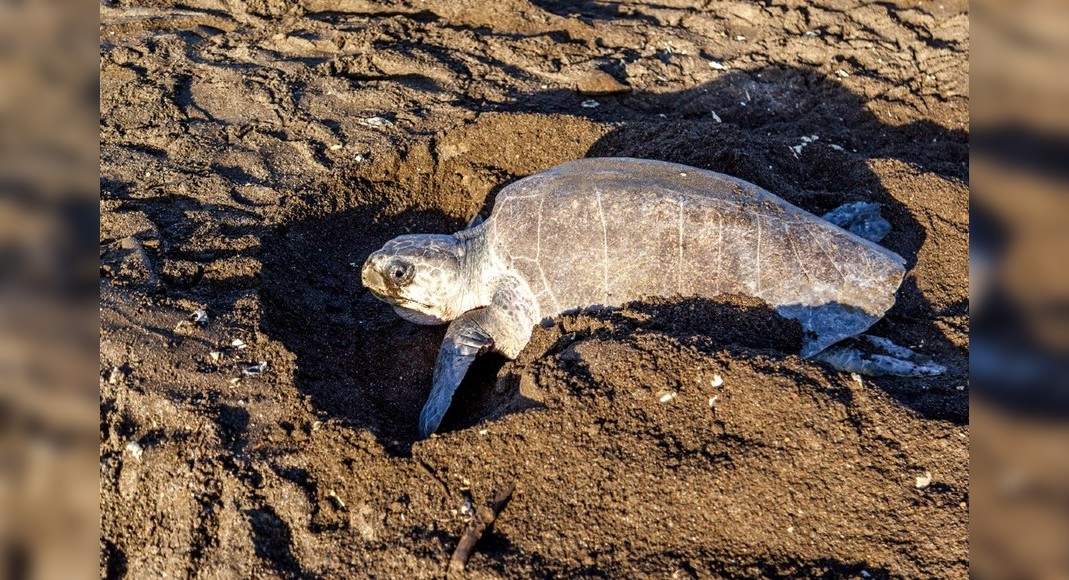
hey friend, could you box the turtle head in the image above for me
[361,234,467,325]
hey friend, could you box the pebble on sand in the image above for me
[658,391,677,403]
[574,70,630,95]
[580,99,600,109]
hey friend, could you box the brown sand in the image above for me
[100,0,969,576]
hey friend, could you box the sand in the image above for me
[100,0,969,576]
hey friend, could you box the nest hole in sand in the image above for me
[257,172,816,447]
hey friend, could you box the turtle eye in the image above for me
[388,261,414,285]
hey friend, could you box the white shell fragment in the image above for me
[107,366,125,385]
[230,338,247,349]
[243,361,268,376]
[708,60,727,70]
[915,471,933,489]
[326,490,346,510]
[360,116,392,127]
[658,390,678,403]
[190,309,208,324]
[710,374,724,388]
[580,99,600,108]
[789,135,819,158]
[125,441,143,460]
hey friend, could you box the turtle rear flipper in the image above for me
[814,334,946,376]
[777,302,884,358]
[822,202,892,243]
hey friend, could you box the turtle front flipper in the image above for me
[418,275,539,438]
[419,316,494,438]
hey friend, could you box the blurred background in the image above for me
[972,0,1069,577]
[0,0,99,579]
[0,0,1067,577]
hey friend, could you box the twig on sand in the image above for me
[448,483,516,576]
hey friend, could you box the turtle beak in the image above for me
[361,253,385,292]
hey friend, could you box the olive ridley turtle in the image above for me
[361,158,944,437]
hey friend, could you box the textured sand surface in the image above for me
[100,1,969,576]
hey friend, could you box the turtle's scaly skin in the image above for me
[475,157,905,356]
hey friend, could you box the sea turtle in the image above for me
[361,158,944,437]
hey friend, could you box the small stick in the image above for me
[448,483,516,576]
